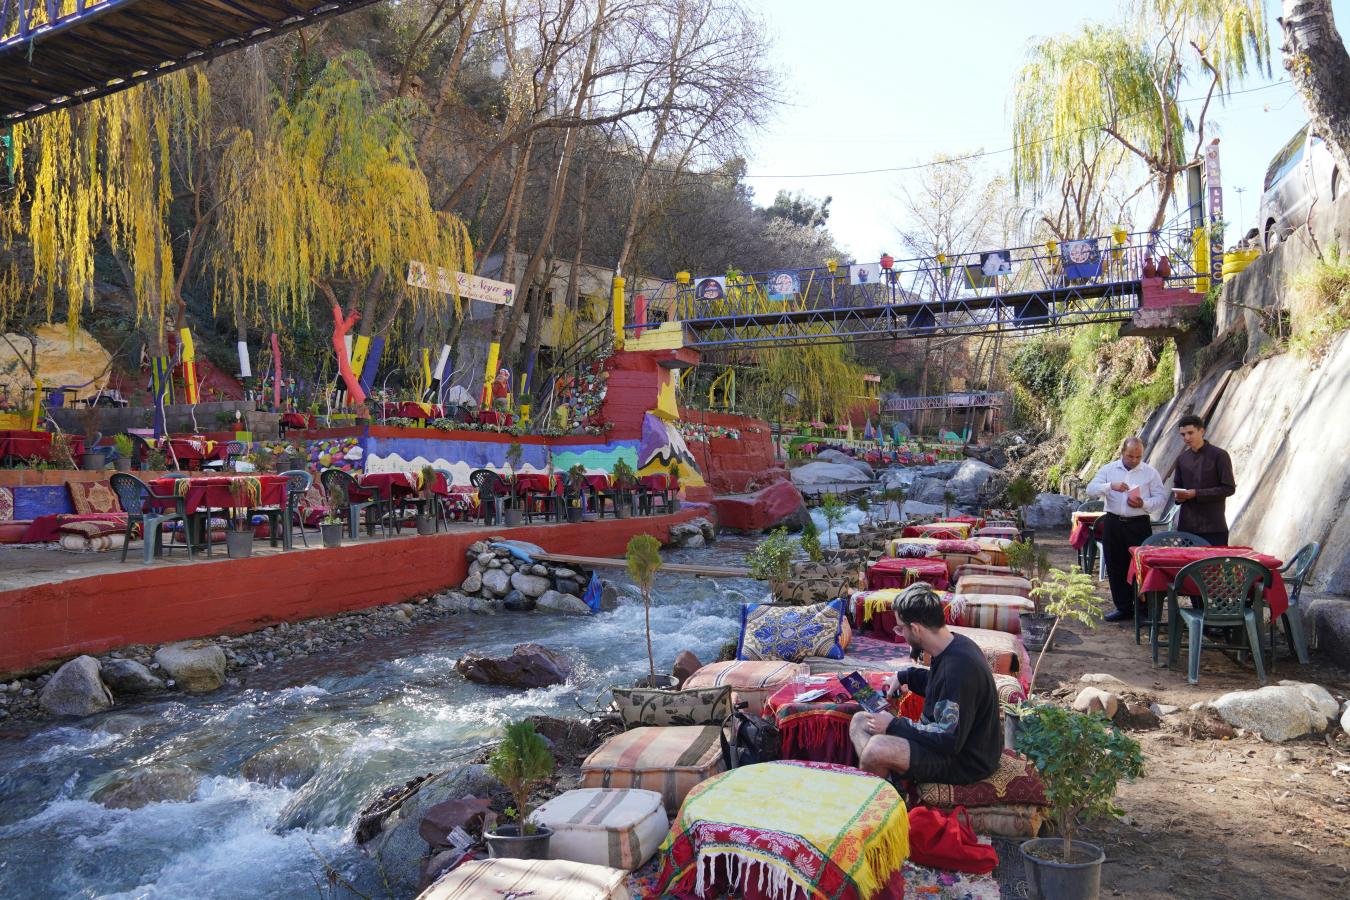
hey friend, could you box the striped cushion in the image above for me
[419,858,631,900]
[529,788,668,871]
[946,594,1034,635]
[581,726,724,812]
[972,537,1013,567]
[682,660,806,716]
[955,574,1033,599]
[923,626,1031,688]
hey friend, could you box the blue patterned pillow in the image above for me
[737,599,846,662]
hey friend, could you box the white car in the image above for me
[1258,122,1341,251]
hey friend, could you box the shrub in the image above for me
[487,721,555,834]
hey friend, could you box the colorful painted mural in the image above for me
[362,434,640,487]
[638,412,704,488]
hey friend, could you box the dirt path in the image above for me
[1031,532,1350,898]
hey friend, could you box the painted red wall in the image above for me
[0,509,704,675]
[679,408,779,495]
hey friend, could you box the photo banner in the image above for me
[767,271,799,301]
[407,261,516,306]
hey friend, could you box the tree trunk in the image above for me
[1282,0,1350,174]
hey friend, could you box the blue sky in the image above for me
[742,0,1349,261]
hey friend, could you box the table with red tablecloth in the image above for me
[160,435,229,467]
[358,470,449,499]
[150,474,288,515]
[1129,545,1288,618]
[381,401,444,420]
[763,673,921,767]
[1068,511,1105,550]
[900,522,972,540]
[0,430,85,463]
[865,557,951,591]
[279,412,316,430]
[477,411,515,426]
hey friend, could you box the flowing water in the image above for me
[0,540,769,899]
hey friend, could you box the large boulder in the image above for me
[817,449,875,479]
[92,765,200,809]
[535,589,592,615]
[789,462,872,486]
[945,459,1000,506]
[1023,492,1076,530]
[510,571,551,599]
[714,481,810,533]
[1209,681,1341,742]
[153,641,227,693]
[909,476,951,506]
[481,569,510,597]
[454,643,574,688]
[100,658,165,695]
[39,656,113,717]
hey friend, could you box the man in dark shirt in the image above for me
[848,583,1002,785]
[1173,414,1236,546]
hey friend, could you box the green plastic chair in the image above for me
[1276,542,1320,665]
[1138,531,1209,649]
[1166,556,1272,685]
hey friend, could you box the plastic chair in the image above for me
[469,468,509,525]
[1276,542,1320,664]
[1137,531,1210,646]
[1166,556,1272,685]
[110,473,193,563]
[431,468,459,529]
[320,468,389,539]
[1074,498,1105,576]
[641,475,674,515]
[277,469,313,549]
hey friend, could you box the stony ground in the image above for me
[1031,532,1350,899]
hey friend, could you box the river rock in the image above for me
[240,735,337,788]
[817,449,875,479]
[39,656,113,717]
[510,571,551,598]
[92,765,200,809]
[461,572,483,594]
[100,658,164,695]
[536,589,592,615]
[502,590,535,612]
[363,765,505,898]
[481,569,510,597]
[1072,686,1119,718]
[944,459,999,506]
[1023,492,1076,530]
[790,461,872,485]
[601,583,619,610]
[668,521,706,548]
[556,578,581,596]
[454,643,574,688]
[154,641,227,693]
[672,650,703,687]
[555,567,578,579]
[1342,702,1350,736]
[1113,701,1161,730]
[1210,681,1341,742]
[909,476,950,506]
[530,564,549,576]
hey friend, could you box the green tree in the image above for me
[626,534,664,688]
[820,492,845,546]
[487,720,555,834]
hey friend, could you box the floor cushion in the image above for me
[912,749,1049,839]
[955,574,1033,599]
[737,599,847,662]
[529,788,668,871]
[972,537,1013,567]
[581,726,724,812]
[0,519,32,543]
[418,858,631,899]
[611,685,731,729]
[952,564,1019,583]
[67,480,121,515]
[946,594,1034,635]
[682,660,805,716]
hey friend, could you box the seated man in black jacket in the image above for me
[849,583,1003,785]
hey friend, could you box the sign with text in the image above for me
[407,261,516,306]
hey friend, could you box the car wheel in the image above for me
[1265,220,1281,252]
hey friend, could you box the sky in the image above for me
[740,0,1350,263]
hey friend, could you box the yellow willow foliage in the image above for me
[0,70,207,331]
[212,56,472,325]
[0,0,109,40]
[744,337,866,424]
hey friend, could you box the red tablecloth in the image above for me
[477,411,515,426]
[900,523,968,540]
[1069,512,1104,549]
[763,673,920,766]
[865,557,951,591]
[382,401,444,420]
[359,471,449,499]
[149,474,288,515]
[0,430,85,462]
[943,514,986,529]
[160,435,228,464]
[1129,546,1288,618]
[280,413,316,430]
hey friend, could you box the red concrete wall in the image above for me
[0,509,704,675]
[679,408,780,495]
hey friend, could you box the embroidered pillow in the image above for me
[611,685,732,729]
[891,542,936,559]
[933,539,982,555]
[737,599,847,663]
[68,480,120,515]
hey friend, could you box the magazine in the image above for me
[839,671,888,714]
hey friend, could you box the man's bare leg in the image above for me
[849,712,912,778]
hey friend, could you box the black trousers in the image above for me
[1192,530,1230,547]
[1102,513,1153,614]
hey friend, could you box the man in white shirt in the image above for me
[1085,437,1167,622]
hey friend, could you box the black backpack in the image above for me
[719,701,780,769]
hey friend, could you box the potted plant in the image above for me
[799,517,823,563]
[856,491,872,526]
[882,483,907,523]
[611,457,636,518]
[1016,704,1145,899]
[627,534,675,689]
[667,461,681,512]
[1005,475,1038,542]
[112,434,135,472]
[1024,566,1102,691]
[746,527,798,602]
[320,513,344,548]
[566,463,587,523]
[225,478,259,559]
[484,720,556,859]
[941,489,956,519]
[286,444,309,472]
[79,407,104,470]
[820,491,845,546]
[503,441,524,527]
[416,465,437,534]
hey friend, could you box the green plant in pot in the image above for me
[319,512,344,548]
[1024,566,1102,691]
[800,517,823,563]
[611,456,636,518]
[626,534,674,689]
[225,477,260,558]
[503,441,524,526]
[1005,475,1038,540]
[747,527,798,602]
[484,720,556,859]
[941,489,956,519]
[112,433,135,472]
[565,463,587,522]
[667,460,681,511]
[1015,703,1145,898]
[416,465,438,534]
[819,492,845,546]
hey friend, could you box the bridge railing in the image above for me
[1,1,107,46]
[653,227,1206,325]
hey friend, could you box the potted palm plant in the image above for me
[416,465,437,534]
[667,461,681,512]
[112,434,135,472]
[484,720,556,859]
[1016,704,1145,899]
[566,463,587,523]
[627,534,675,689]
[503,441,524,527]
[746,527,798,603]
[611,457,636,518]
[225,478,259,559]
[320,512,344,548]
[79,407,104,470]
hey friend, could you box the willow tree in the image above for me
[1012,1,1269,231]
[212,55,473,406]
